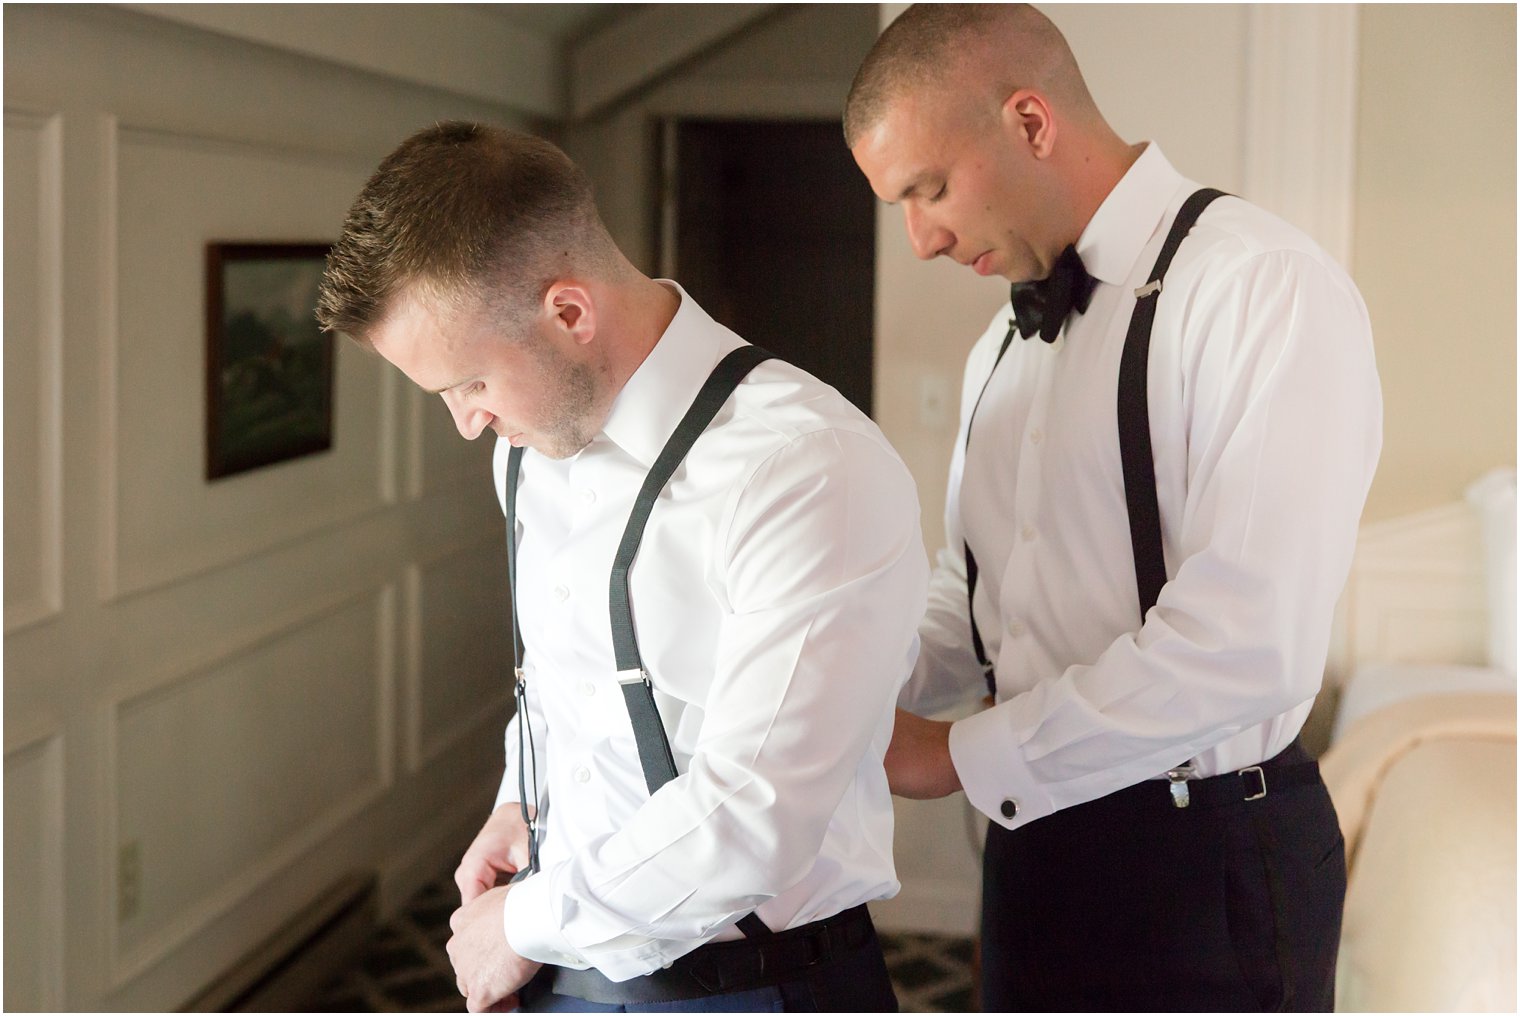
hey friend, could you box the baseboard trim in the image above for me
[180,872,376,1013]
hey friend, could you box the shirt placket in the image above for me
[997,353,1053,686]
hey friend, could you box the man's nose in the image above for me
[904,204,948,261]
[442,393,492,441]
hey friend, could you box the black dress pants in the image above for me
[980,763,1346,1012]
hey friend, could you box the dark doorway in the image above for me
[660,119,876,416]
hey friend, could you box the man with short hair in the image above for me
[846,5,1381,1010]
[319,122,926,1013]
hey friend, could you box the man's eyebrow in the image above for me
[888,173,932,205]
[422,376,478,396]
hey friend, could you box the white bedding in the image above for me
[1322,691,1517,1012]
[1331,660,1516,742]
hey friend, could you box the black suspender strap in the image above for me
[1118,187,1226,621]
[963,325,1019,696]
[610,344,773,786]
[608,343,774,941]
[504,444,540,877]
[504,343,775,939]
[964,187,1227,690]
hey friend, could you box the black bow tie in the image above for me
[1009,245,1097,343]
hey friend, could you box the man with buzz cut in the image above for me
[846,4,1381,1011]
[317,122,926,1012]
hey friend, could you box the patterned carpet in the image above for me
[314,872,976,1013]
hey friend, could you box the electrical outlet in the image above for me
[118,840,142,922]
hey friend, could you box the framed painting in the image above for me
[205,242,334,480]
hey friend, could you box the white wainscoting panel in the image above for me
[404,541,513,773]
[4,729,66,1012]
[106,124,392,598]
[108,587,394,984]
[4,109,65,632]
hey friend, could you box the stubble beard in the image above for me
[532,347,604,461]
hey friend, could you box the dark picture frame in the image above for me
[205,242,334,480]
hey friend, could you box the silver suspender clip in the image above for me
[1135,279,1163,299]
[617,667,651,689]
[1165,762,1198,808]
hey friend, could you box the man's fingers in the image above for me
[506,841,529,872]
[456,858,502,905]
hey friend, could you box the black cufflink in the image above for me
[1000,799,1019,819]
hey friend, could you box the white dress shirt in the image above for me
[491,283,927,981]
[903,144,1383,831]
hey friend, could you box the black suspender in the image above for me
[963,326,1019,696]
[504,343,775,937]
[608,345,773,795]
[966,187,1227,687]
[1118,188,1226,618]
[504,443,539,878]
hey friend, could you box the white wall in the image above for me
[3,5,551,1009]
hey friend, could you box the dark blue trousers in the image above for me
[980,769,1346,1011]
[517,924,898,1012]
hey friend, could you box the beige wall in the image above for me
[1353,4,1517,522]
[3,5,547,1009]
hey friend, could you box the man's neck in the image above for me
[599,273,681,396]
[1061,136,1145,249]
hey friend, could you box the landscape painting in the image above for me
[205,243,334,480]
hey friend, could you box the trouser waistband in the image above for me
[1133,735,1321,812]
[547,903,878,1004]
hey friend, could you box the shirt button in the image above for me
[573,766,591,784]
[579,681,596,697]
[1021,525,1037,542]
[1001,799,1019,819]
[553,584,570,602]
[580,488,596,504]
[1008,621,1025,638]
[1029,428,1043,445]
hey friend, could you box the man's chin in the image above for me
[526,432,594,461]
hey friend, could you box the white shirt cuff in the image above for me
[502,872,585,971]
[950,706,1056,829]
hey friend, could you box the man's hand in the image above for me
[884,709,963,799]
[455,803,534,905]
[447,885,543,1013]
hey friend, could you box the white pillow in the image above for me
[1467,468,1516,674]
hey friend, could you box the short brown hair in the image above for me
[843,4,1093,148]
[317,121,616,342]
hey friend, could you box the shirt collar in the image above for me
[1076,142,1186,287]
[597,280,741,469]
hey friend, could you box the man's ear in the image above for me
[543,282,596,346]
[1003,88,1056,159]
